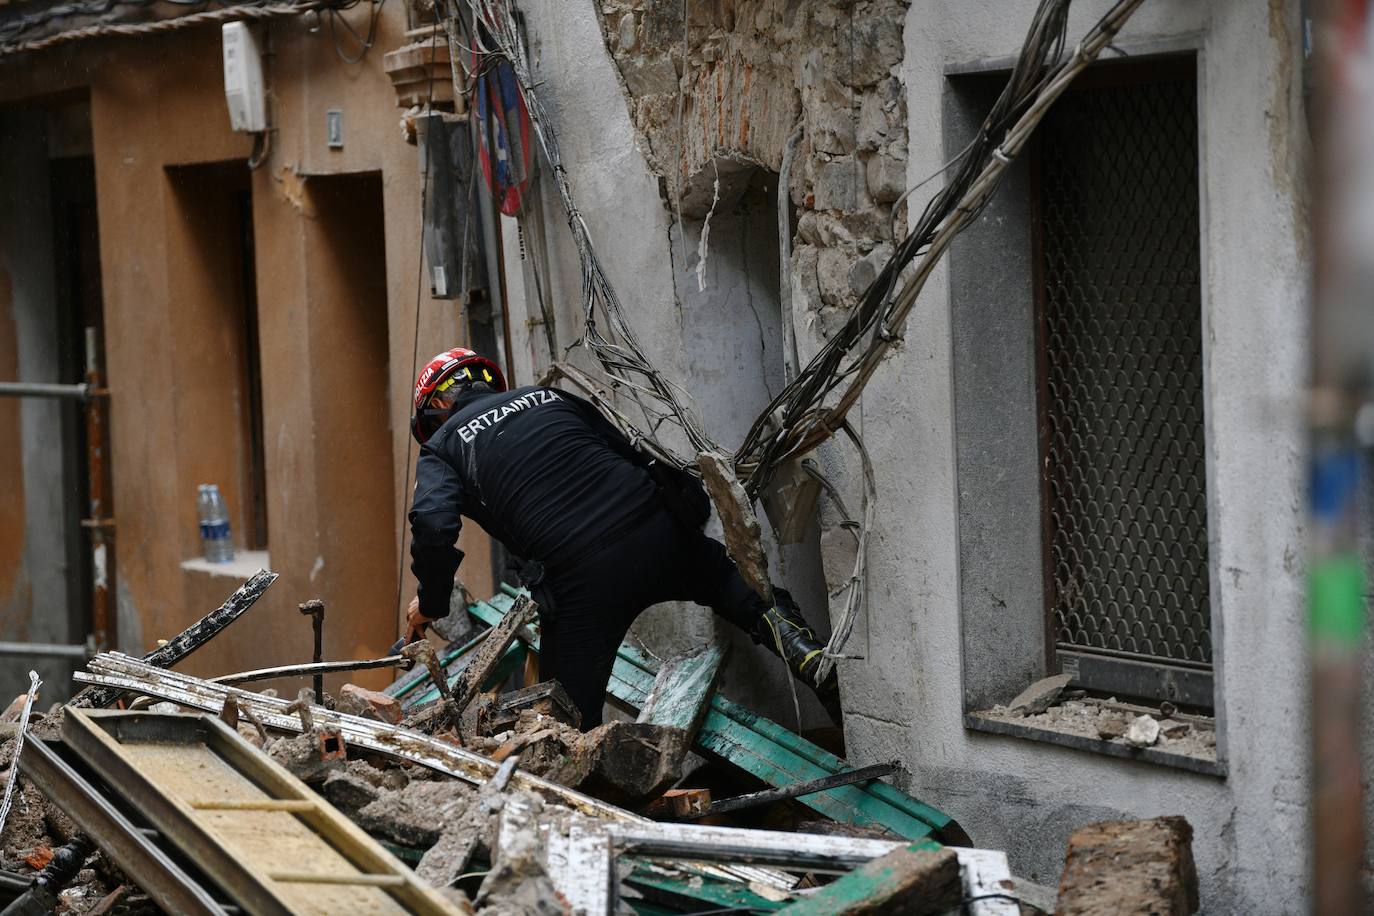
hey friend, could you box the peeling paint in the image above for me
[275,165,315,217]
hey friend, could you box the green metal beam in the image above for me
[774,845,958,915]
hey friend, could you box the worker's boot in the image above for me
[752,588,842,723]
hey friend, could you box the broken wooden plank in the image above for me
[637,645,726,739]
[1056,817,1199,915]
[471,587,961,843]
[774,845,961,915]
[642,788,711,819]
[450,593,537,713]
[72,569,278,709]
[395,639,527,712]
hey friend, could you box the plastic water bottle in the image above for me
[197,484,235,563]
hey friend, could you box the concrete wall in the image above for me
[0,10,493,694]
[512,0,1311,910]
[872,2,1310,909]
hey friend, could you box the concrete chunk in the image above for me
[353,779,475,849]
[1056,817,1199,915]
[1007,674,1073,717]
[1125,714,1161,748]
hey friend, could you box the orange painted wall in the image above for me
[0,9,494,692]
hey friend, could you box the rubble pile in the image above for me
[0,575,1202,914]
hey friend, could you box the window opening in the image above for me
[1034,59,1211,708]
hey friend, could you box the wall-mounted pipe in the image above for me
[0,381,98,400]
[0,641,90,659]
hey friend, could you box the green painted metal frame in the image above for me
[623,859,786,912]
[435,585,957,843]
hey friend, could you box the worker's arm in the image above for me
[409,447,466,624]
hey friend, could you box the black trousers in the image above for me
[534,509,765,729]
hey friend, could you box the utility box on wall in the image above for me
[417,112,486,300]
[222,22,266,133]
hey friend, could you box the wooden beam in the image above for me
[448,593,538,713]
[775,845,961,915]
[637,645,726,743]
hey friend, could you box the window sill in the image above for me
[965,707,1225,778]
[181,550,271,580]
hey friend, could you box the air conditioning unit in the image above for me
[222,22,266,133]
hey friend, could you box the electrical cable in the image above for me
[326,0,383,64]
[391,2,445,637]
[0,0,326,56]
[452,0,1148,677]
[246,127,271,170]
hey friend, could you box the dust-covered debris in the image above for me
[353,776,476,848]
[1007,674,1073,717]
[321,759,397,814]
[1057,816,1199,915]
[267,729,347,784]
[974,696,1217,761]
[416,828,480,890]
[339,683,403,725]
[474,792,569,916]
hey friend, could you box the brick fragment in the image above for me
[1056,816,1199,915]
[339,683,402,725]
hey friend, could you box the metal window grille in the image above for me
[1035,64,1212,708]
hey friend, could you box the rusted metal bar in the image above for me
[82,327,115,653]
[211,656,406,686]
[297,599,325,704]
[693,761,900,818]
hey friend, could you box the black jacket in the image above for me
[408,385,660,619]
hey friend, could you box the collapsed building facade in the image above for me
[0,0,1323,912]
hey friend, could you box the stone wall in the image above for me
[596,0,909,346]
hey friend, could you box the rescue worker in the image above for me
[404,347,840,728]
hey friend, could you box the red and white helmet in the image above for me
[410,347,507,443]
